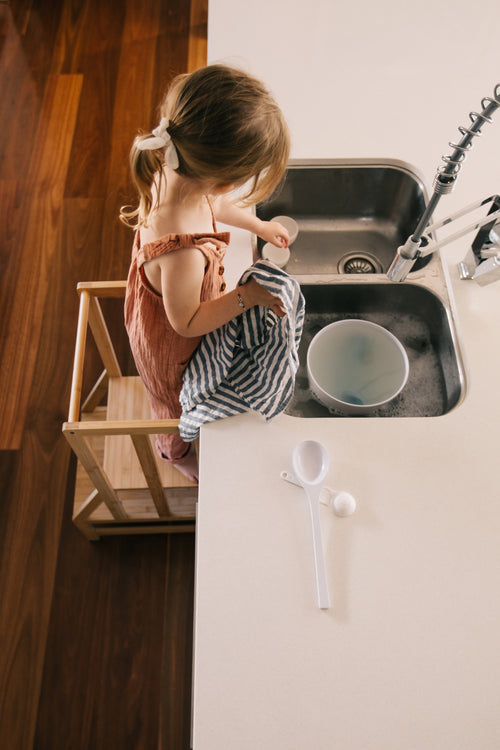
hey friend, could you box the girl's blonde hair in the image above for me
[120,65,290,229]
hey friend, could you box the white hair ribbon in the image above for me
[136,117,179,169]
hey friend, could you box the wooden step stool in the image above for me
[63,281,197,540]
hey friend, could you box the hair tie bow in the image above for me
[136,117,179,169]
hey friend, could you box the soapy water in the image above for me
[288,311,447,418]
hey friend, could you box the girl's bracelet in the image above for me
[237,291,246,311]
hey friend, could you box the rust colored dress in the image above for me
[124,205,230,462]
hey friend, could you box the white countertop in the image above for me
[193,2,500,747]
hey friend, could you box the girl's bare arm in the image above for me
[158,247,285,338]
[212,194,289,247]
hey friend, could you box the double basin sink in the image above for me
[256,159,465,418]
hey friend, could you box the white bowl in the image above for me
[307,319,409,415]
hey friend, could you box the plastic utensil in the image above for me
[262,241,291,268]
[292,440,330,610]
[332,490,356,517]
[281,470,357,517]
[271,215,299,244]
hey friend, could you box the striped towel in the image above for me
[178,259,305,441]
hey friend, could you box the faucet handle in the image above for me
[470,196,500,258]
[457,196,500,285]
[458,249,500,286]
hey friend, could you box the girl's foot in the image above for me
[172,445,199,483]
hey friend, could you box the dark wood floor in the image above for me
[0,2,206,748]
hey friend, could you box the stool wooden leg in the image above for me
[64,428,128,521]
[81,369,109,413]
[131,434,171,518]
[72,489,101,540]
[88,297,121,377]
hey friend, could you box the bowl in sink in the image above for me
[287,282,465,418]
[307,318,410,415]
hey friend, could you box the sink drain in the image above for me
[338,252,383,274]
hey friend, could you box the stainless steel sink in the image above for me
[287,282,465,418]
[256,159,432,275]
[255,158,466,418]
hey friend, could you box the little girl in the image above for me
[121,64,291,482]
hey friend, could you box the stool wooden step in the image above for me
[104,376,195,492]
[71,378,197,538]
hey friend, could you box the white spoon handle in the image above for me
[307,489,330,610]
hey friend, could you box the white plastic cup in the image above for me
[262,242,291,268]
[271,215,299,244]
[307,319,409,415]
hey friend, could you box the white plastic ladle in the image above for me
[292,440,330,610]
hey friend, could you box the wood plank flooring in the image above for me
[0,2,206,747]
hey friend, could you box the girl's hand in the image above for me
[241,277,287,318]
[258,220,289,248]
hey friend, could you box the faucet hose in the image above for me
[433,83,500,195]
[411,83,500,244]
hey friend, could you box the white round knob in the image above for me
[332,491,356,517]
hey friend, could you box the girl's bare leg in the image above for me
[172,443,199,483]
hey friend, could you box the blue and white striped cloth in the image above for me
[178,259,305,441]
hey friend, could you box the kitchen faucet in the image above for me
[387,83,500,285]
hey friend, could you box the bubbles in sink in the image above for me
[288,310,447,418]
